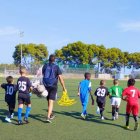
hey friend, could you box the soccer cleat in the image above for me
[18,120,23,125]
[81,113,86,119]
[115,112,119,120]
[124,126,130,130]
[50,114,55,120]
[24,117,29,124]
[112,116,116,121]
[101,116,105,120]
[134,122,139,131]
[46,118,52,123]
[5,117,12,123]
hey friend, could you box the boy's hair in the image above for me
[127,78,135,86]
[113,79,119,85]
[100,80,105,86]
[49,54,55,63]
[19,66,27,75]
[84,72,91,79]
[6,76,14,84]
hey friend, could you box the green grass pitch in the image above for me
[0,78,140,140]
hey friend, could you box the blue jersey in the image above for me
[17,76,32,94]
[79,80,91,98]
[42,63,62,88]
[1,83,17,102]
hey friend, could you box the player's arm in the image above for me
[106,88,109,96]
[94,89,97,96]
[138,90,140,98]
[78,84,80,96]
[29,86,33,92]
[1,83,6,89]
[89,85,94,105]
[108,88,112,98]
[88,82,94,98]
[88,82,92,95]
[58,75,66,92]
[27,78,33,92]
[57,66,66,92]
[122,89,127,100]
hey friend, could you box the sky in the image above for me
[0,0,140,64]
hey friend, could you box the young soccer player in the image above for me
[122,78,140,130]
[17,66,32,125]
[109,79,123,120]
[78,72,92,119]
[94,80,109,120]
[1,76,17,123]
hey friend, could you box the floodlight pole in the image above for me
[19,31,24,66]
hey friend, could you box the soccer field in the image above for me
[0,78,140,140]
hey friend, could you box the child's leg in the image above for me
[116,98,121,117]
[8,106,14,118]
[80,95,88,115]
[9,102,15,116]
[18,104,23,121]
[126,113,130,126]
[133,104,139,130]
[25,104,31,119]
[82,102,88,115]
[24,95,32,120]
[125,104,131,127]
[100,104,105,117]
[116,107,119,114]
[112,106,116,117]
[133,115,138,122]
[100,108,104,117]
[98,102,104,117]
[111,97,116,118]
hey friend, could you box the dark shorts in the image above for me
[97,101,105,108]
[45,87,57,101]
[6,101,16,109]
[18,93,31,105]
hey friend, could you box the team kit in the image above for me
[1,56,140,131]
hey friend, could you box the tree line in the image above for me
[12,42,140,72]
[55,41,140,72]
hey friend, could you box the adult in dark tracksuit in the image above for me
[42,54,66,123]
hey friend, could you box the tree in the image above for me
[55,41,90,64]
[120,52,129,73]
[13,43,48,68]
[128,53,140,70]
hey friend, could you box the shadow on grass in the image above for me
[53,110,134,131]
[29,114,47,123]
[0,109,7,122]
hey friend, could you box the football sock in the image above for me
[126,114,130,126]
[82,103,88,115]
[100,108,104,117]
[8,109,14,118]
[116,108,119,113]
[18,108,23,121]
[25,107,31,119]
[133,115,138,122]
[7,107,11,118]
[112,107,116,117]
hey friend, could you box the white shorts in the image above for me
[111,97,121,107]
